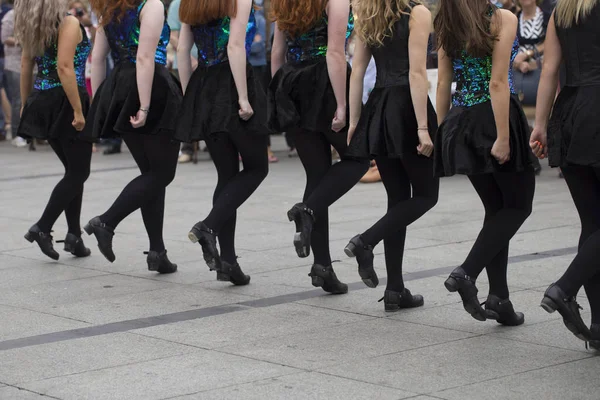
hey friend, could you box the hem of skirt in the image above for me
[436,164,534,177]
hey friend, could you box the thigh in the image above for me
[61,138,92,175]
[322,129,350,159]
[375,157,411,205]
[230,131,268,171]
[563,166,600,230]
[293,129,333,179]
[48,138,68,169]
[122,133,150,173]
[205,133,241,181]
[142,134,179,178]
[401,153,439,199]
[468,173,504,215]
[493,170,536,210]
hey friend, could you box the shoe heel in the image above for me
[188,231,199,243]
[83,223,93,236]
[344,243,356,258]
[24,232,35,243]
[444,277,458,292]
[294,232,309,258]
[311,275,325,288]
[216,271,230,282]
[287,209,295,222]
[540,297,557,314]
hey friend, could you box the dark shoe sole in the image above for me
[541,297,588,341]
[84,223,115,263]
[384,299,425,313]
[288,209,310,258]
[63,242,91,258]
[445,277,486,321]
[24,231,60,260]
[344,242,378,288]
[188,228,221,271]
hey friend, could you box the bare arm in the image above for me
[57,16,85,125]
[490,10,517,144]
[435,47,453,125]
[136,0,164,111]
[20,52,34,108]
[177,24,193,93]
[228,0,252,115]
[326,0,350,121]
[408,6,432,130]
[348,37,370,129]
[170,30,180,51]
[270,25,286,77]
[533,15,560,132]
[90,27,109,96]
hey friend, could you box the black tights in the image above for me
[100,133,178,252]
[293,128,369,266]
[462,169,535,300]
[36,138,92,235]
[203,132,269,264]
[361,154,439,292]
[557,165,600,324]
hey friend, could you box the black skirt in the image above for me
[268,58,350,133]
[548,84,600,168]
[82,62,182,140]
[434,95,534,177]
[174,62,267,142]
[18,86,90,141]
[346,84,438,159]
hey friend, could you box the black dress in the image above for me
[347,4,437,159]
[548,5,600,168]
[268,13,354,134]
[82,0,182,140]
[434,31,533,176]
[18,24,91,141]
[173,8,267,142]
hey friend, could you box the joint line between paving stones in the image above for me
[0,246,578,352]
[3,384,63,399]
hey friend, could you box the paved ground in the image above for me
[0,136,598,400]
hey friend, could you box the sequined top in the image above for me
[191,7,256,67]
[285,11,354,64]
[103,0,170,65]
[34,23,91,91]
[452,8,517,107]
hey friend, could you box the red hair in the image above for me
[271,0,327,37]
[179,0,237,25]
[90,0,140,26]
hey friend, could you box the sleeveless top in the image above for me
[555,4,600,86]
[103,0,169,65]
[285,11,354,64]
[191,7,257,67]
[452,7,517,107]
[370,3,415,88]
[34,22,91,91]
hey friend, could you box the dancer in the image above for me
[530,0,600,346]
[344,0,439,311]
[16,0,92,260]
[174,0,269,285]
[434,0,535,324]
[270,0,369,294]
[83,0,182,274]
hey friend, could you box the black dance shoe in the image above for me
[589,324,600,351]
[484,295,524,326]
[84,217,116,263]
[444,267,487,321]
[287,203,315,258]
[218,261,251,286]
[308,264,348,295]
[344,234,378,288]
[379,288,424,312]
[59,233,91,258]
[188,222,222,272]
[541,283,591,341]
[146,250,178,274]
[24,225,59,260]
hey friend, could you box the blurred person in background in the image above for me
[1,0,21,146]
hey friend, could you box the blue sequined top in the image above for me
[191,7,257,67]
[34,23,91,91]
[452,8,517,107]
[103,0,170,65]
[285,11,354,64]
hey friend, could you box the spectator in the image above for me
[0,0,14,143]
[1,1,21,145]
[513,0,550,75]
[167,0,199,164]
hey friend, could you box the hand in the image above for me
[530,127,548,159]
[347,124,356,146]
[239,99,254,121]
[491,138,511,164]
[519,62,530,74]
[130,109,148,128]
[72,110,85,131]
[20,105,24,118]
[416,129,434,158]
[332,106,346,133]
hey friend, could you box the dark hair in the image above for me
[434,0,497,58]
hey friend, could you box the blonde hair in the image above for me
[555,0,599,27]
[15,0,69,56]
[353,0,418,47]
